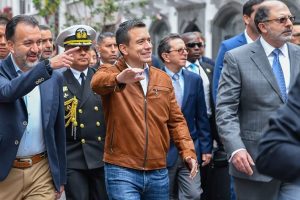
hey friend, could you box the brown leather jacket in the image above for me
[91,57,196,170]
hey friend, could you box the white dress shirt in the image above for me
[11,56,46,157]
[244,29,255,44]
[260,37,291,92]
[70,67,89,85]
[126,63,149,96]
[185,60,212,117]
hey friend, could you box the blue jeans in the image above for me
[104,163,169,200]
[279,180,300,200]
[231,176,237,200]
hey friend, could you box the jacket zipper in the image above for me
[143,97,149,169]
[141,69,150,169]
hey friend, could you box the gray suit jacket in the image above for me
[216,39,300,182]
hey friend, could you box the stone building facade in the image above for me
[1,0,299,59]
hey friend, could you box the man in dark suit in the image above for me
[182,31,227,199]
[213,0,264,104]
[56,25,108,200]
[0,15,77,199]
[216,1,300,199]
[256,72,300,199]
[194,31,215,67]
[158,33,212,200]
[182,32,220,148]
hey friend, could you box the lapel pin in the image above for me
[63,86,68,92]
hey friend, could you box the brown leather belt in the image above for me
[13,152,47,168]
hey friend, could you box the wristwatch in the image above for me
[44,59,53,75]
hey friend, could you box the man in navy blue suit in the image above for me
[0,15,78,199]
[212,0,264,103]
[158,33,212,200]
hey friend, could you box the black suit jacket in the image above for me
[201,56,215,67]
[256,72,300,182]
[63,68,106,169]
[199,60,222,147]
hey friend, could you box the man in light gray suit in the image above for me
[216,1,300,199]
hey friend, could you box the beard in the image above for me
[266,26,293,44]
[24,59,40,68]
[23,52,41,68]
[12,50,41,71]
[276,32,292,43]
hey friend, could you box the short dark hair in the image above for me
[254,5,270,34]
[243,0,264,17]
[97,32,115,44]
[116,19,146,46]
[6,15,39,41]
[0,15,9,26]
[157,33,182,63]
[39,24,51,31]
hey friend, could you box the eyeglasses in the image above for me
[186,42,205,48]
[262,16,295,24]
[167,48,188,54]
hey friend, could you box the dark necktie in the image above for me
[80,72,85,93]
[272,49,287,102]
[172,73,183,108]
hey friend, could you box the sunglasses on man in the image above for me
[262,15,295,24]
[186,42,205,48]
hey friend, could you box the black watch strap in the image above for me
[44,59,53,75]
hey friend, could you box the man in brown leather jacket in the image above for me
[91,19,198,200]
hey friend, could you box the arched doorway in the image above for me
[183,22,201,33]
[211,1,243,58]
[149,19,170,56]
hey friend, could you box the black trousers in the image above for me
[65,167,108,200]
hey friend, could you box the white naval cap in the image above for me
[56,25,96,47]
